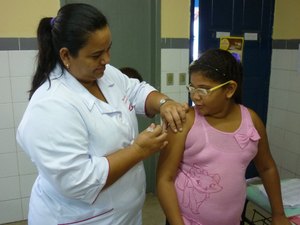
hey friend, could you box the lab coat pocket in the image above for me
[56,189,114,225]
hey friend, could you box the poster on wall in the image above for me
[219,36,244,62]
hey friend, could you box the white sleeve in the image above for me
[126,80,157,115]
[105,65,157,115]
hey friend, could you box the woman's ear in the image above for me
[59,47,71,69]
[226,81,237,99]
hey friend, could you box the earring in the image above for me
[66,64,70,69]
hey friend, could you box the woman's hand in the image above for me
[160,101,189,133]
[132,123,168,159]
[144,92,189,133]
[105,123,167,188]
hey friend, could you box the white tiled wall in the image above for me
[0,50,37,224]
[267,49,300,179]
[161,49,190,103]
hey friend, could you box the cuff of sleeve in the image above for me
[89,157,110,204]
[135,87,157,115]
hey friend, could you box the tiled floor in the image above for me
[142,193,166,225]
[2,193,266,225]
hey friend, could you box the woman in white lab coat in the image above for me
[17,3,187,225]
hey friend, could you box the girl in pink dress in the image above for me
[156,49,291,225]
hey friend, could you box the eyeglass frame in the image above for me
[186,80,232,96]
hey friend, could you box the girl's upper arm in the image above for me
[157,108,194,180]
[249,108,274,171]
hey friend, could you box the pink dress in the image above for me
[175,105,260,225]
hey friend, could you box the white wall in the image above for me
[267,48,300,178]
[161,49,189,103]
[0,50,37,224]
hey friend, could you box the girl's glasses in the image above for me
[186,80,232,96]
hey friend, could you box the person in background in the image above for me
[120,67,144,82]
[17,3,187,225]
[156,49,291,225]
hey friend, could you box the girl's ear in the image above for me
[59,47,71,68]
[226,80,237,99]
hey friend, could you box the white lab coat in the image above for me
[17,64,156,225]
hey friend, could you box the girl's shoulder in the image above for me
[243,106,265,132]
[187,106,195,117]
[244,106,260,123]
[184,106,196,130]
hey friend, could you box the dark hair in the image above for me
[189,48,243,103]
[120,67,143,82]
[29,3,108,99]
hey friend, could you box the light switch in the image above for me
[166,73,174,86]
[179,73,186,85]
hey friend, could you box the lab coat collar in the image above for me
[51,65,117,113]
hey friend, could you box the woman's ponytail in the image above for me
[29,17,58,99]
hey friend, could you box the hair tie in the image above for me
[50,17,56,27]
[231,52,241,62]
[198,63,227,77]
